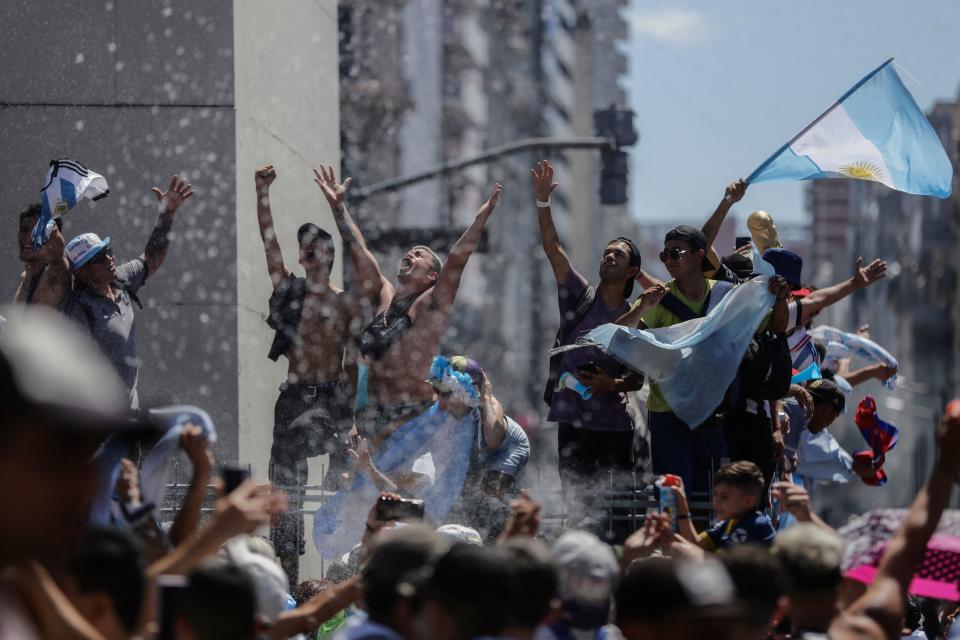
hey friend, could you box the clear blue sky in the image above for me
[625,1,960,224]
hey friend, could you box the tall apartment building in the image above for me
[337,0,633,420]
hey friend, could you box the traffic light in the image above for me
[594,105,638,205]
[599,150,629,205]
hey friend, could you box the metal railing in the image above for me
[156,472,716,538]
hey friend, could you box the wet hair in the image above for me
[500,538,559,630]
[363,525,443,621]
[19,203,62,231]
[418,543,515,638]
[298,223,335,251]
[412,245,443,273]
[721,545,785,626]
[714,461,765,500]
[69,527,145,633]
[179,561,257,640]
[771,524,843,596]
[606,237,642,298]
[616,557,690,624]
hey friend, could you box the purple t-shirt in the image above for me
[547,269,633,431]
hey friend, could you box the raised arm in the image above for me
[841,363,898,387]
[315,166,390,305]
[530,160,572,284]
[140,175,193,278]
[350,442,423,496]
[768,276,792,333]
[29,228,72,308]
[846,403,960,637]
[429,182,502,310]
[798,257,887,325]
[167,425,214,547]
[147,481,282,578]
[254,165,290,289]
[615,283,668,328]
[482,396,508,450]
[702,179,746,269]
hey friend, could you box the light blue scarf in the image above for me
[554,249,775,427]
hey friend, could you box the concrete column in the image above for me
[233,0,341,579]
[1,0,340,578]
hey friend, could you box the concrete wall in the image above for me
[0,0,239,455]
[234,0,341,578]
[1,0,341,576]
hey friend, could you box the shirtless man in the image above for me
[314,165,501,443]
[255,164,359,588]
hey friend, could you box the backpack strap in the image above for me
[794,299,804,327]
[658,293,699,322]
[659,283,716,322]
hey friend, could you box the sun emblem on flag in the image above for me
[839,162,885,182]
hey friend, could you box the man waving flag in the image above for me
[34,158,110,249]
[747,58,953,198]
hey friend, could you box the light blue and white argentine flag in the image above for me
[34,158,110,250]
[747,59,952,198]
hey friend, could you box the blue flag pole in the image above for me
[745,58,895,185]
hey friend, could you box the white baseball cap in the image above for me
[65,232,111,271]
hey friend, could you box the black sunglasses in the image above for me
[431,385,452,398]
[659,247,691,263]
[87,246,114,266]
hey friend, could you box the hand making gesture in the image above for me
[852,256,887,288]
[314,165,353,210]
[530,160,558,203]
[151,175,194,215]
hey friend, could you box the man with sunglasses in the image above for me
[618,224,791,499]
[60,176,194,408]
[532,160,664,542]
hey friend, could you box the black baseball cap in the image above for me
[807,378,846,414]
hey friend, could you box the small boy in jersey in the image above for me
[672,460,776,552]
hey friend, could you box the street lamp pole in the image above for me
[346,136,615,202]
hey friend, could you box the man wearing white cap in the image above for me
[60,176,193,407]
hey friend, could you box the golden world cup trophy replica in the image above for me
[747,210,782,255]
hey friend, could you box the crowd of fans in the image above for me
[2,153,956,640]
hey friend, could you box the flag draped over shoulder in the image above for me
[747,59,953,198]
[554,249,775,428]
[34,158,110,249]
